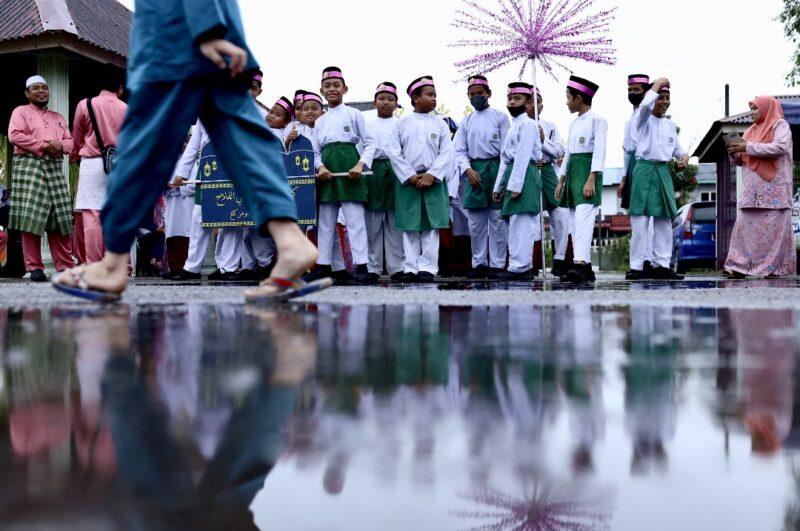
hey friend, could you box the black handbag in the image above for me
[86,97,118,174]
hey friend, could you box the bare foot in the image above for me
[244,235,319,301]
[53,254,130,295]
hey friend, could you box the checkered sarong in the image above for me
[9,155,73,236]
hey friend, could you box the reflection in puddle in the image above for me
[0,304,798,530]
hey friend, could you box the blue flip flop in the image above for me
[52,271,122,303]
[246,277,333,304]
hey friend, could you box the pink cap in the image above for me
[276,98,294,116]
[468,77,490,88]
[567,79,597,97]
[253,74,263,83]
[628,76,649,85]
[303,93,324,106]
[407,78,435,97]
[508,86,532,96]
[375,84,397,96]
[322,71,344,82]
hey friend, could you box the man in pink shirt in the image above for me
[8,75,75,282]
[71,74,127,265]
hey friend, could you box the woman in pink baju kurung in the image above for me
[724,96,796,278]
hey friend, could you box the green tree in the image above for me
[779,0,800,84]
[670,160,699,208]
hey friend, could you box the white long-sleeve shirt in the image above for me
[494,114,543,195]
[175,120,209,180]
[622,109,641,177]
[539,119,565,165]
[559,110,608,177]
[283,122,314,144]
[385,112,455,185]
[366,115,399,161]
[634,90,685,162]
[311,104,376,169]
[453,107,510,174]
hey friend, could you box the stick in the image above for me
[180,172,375,185]
[531,55,548,279]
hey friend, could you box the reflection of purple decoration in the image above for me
[453,483,615,530]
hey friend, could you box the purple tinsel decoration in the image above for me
[451,0,617,79]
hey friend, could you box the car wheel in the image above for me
[676,261,688,274]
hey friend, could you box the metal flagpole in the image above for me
[530,55,547,278]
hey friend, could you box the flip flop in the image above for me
[52,271,123,303]
[245,277,333,304]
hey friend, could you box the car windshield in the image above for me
[692,206,716,222]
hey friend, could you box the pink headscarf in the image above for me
[742,96,784,181]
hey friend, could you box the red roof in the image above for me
[0,0,131,58]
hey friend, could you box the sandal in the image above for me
[245,277,333,304]
[52,270,123,303]
[721,270,746,280]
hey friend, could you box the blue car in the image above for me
[671,201,717,273]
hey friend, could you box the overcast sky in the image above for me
[118,0,796,167]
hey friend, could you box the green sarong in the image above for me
[9,155,72,236]
[318,142,367,203]
[462,157,502,210]
[365,158,395,211]
[501,161,542,218]
[559,152,602,208]
[628,160,678,219]
[394,175,450,231]
[540,163,560,212]
[620,150,636,210]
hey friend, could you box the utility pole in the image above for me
[724,84,730,117]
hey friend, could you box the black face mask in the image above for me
[628,92,645,106]
[508,105,526,118]
[470,95,489,111]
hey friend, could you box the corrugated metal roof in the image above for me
[0,0,44,42]
[0,0,130,57]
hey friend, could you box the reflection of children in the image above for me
[309,67,375,284]
[492,82,543,280]
[386,77,454,282]
[555,76,607,284]
[364,82,404,282]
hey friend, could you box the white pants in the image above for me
[184,205,243,273]
[570,204,597,264]
[508,213,542,273]
[365,209,404,275]
[467,208,508,269]
[630,216,671,269]
[318,202,368,267]
[547,207,571,261]
[402,230,439,275]
[241,228,275,270]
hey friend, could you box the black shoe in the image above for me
[625,269,647,281]
[511,270,534,281]
[332,269,357,282]
[390,272,405,282]
[209,269,238,281]
[488,270,515,281]
[416,272,435,283]
[29,269,47,283]
[565,264,595,284]
[170,269,202,281]
[162,270,182,280]
[400,272,418,283]
[550,259,568,277]
[643,260,654,277]
[355,264,373,284]
[367,273,381,283]
[467,265,489,279]
[651,266,684,281]
[303,264,333,282]
[487,267,509,280]
[237,269,258,281]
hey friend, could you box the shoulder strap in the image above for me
[86,98,107,153]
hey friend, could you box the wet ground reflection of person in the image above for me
[102,307,315,530]
[623,307,679,475]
